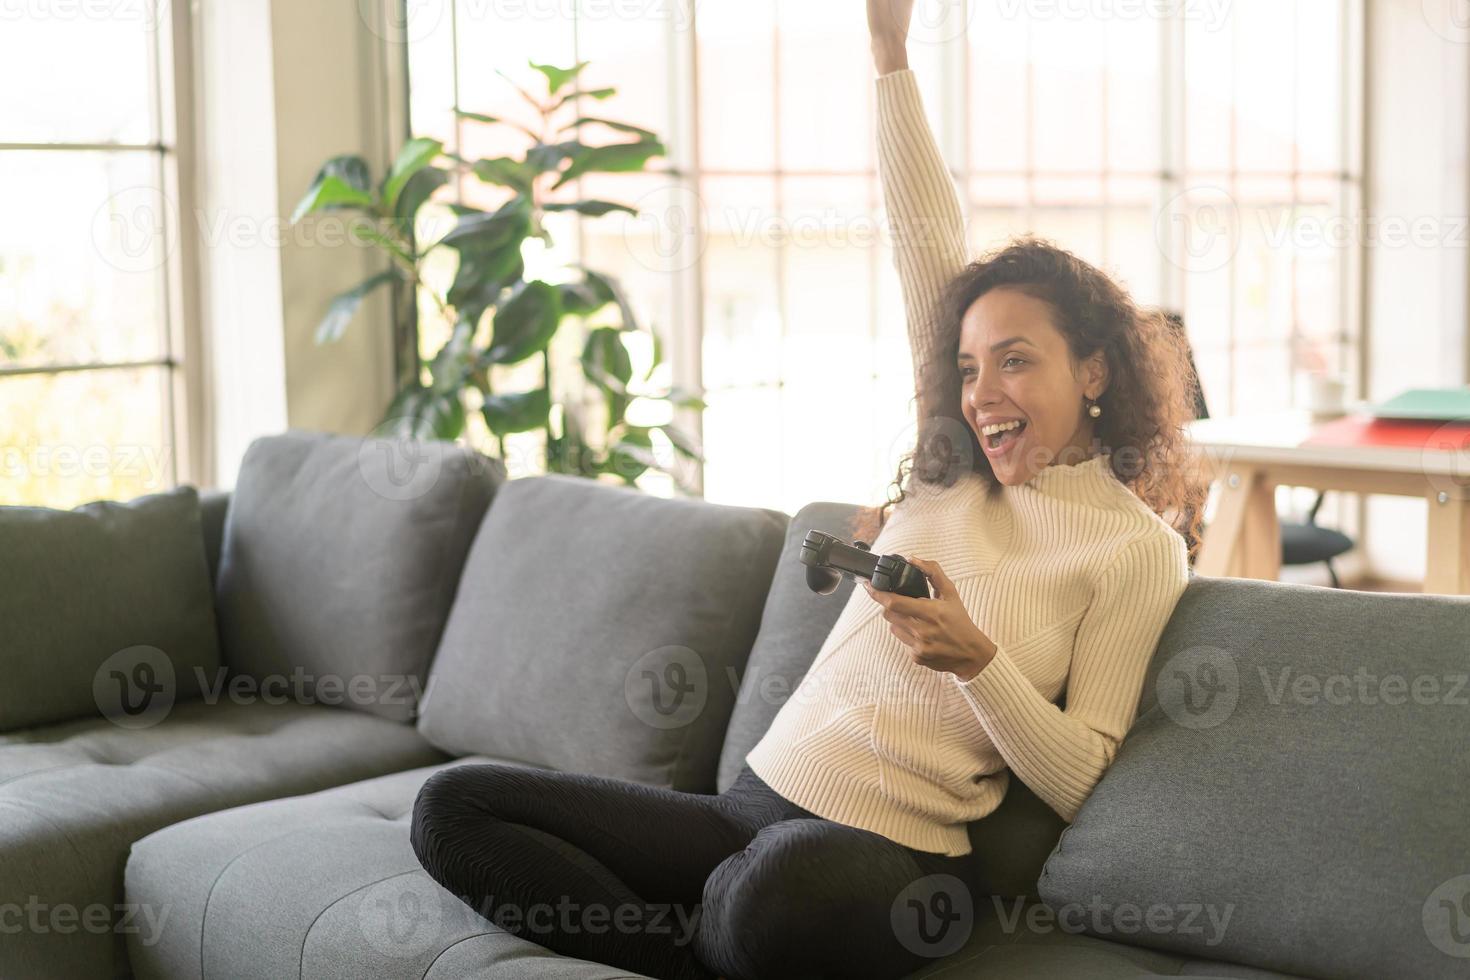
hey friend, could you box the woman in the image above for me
[409,2,1204,978]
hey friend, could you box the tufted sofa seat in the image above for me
[0,699,446,977]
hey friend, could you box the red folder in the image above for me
[1302,415,1470,452]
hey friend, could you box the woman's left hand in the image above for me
[863,556,996,681]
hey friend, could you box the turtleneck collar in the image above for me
[1010,452,1120,501]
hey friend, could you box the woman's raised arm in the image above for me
[868,0,970,411]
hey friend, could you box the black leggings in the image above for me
[409,760,985,980]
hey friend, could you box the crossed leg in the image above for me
[410,762,752,980]
[694,818,983,980]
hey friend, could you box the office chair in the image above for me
[1161,311,1355,588]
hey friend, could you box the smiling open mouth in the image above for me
[981,419,1027,452]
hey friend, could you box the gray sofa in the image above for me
[2,430,1465,980]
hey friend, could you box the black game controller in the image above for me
[798,530,932,599]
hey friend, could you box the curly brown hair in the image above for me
[847,235,1207,561]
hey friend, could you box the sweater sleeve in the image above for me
[875,67,969,397]
[949,531,1190,822]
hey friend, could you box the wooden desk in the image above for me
[1186,410,1470,594]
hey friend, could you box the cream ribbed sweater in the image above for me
[743,68,1191,857]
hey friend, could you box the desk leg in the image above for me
[1196,466,1281,581]
[1425,493,1470,595]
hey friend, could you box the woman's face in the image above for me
[957,286,1107,486]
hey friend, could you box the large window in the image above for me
[406,0,1363,515]
[0,3,196,508]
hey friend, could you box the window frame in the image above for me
[0,0,207,494]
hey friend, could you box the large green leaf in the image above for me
[481,385,551,437]
[381,137,443,212]
[293,156,373,222]
[447,245,524,327]
[581,326,634,396]
[543,200,638,218]
[426,316,479,394]
[454,109,539,140]
[551,139,665,190]
[483,280,561,365]
[559,116,658,141]
[291,174,375,224]
[580,268,639,332]
[525,141,579,175]
[528,59,590,95]
[315,270,397,344]
[383,385,465,440]
[645,325,663,380]
[603,426,654,484]
[392,166,449,242]
[309,155,372,193]
[550,88,615,113]
[664,384,708,411]
[436,202,528,252]
[471,156,535,193]
[554,279,608,317]
[658,423,705,463]
[439,200,531,322]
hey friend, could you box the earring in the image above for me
[1086,397,1102,419]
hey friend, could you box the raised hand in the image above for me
[866,0,915,74]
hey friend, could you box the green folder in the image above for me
[1372,387,1470,421]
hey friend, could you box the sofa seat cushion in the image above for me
[0,700,447,980]
[125,758,660,980]
[123,762,1299,980]
[417,473,789,792]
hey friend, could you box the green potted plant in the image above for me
[291,59,705,491]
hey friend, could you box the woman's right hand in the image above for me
[867,0,915,74]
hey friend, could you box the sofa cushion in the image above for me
[0,486,221,733]
[901,897,1306,979]
[124,758,645,980]
[0,699,447,979]
[417,473,788,792]
[122,763,1296,980]
[1038,577,1470,980]
[716,501,862,793]
[215,430,503,723]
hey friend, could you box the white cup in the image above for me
[1306,374,1347,418]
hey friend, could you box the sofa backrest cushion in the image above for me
[214,430,502,724]
[0,486,221,732]
[199,489,230,588]
[1037,576,1470,980]
[417,473,788,792]
[716,501,862,791]
[718,500,1066,900]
